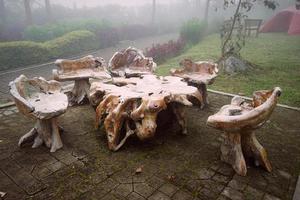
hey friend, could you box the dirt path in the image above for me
[0,33,179,104]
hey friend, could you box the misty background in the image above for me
[0,0,296,41]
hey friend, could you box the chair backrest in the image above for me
[55,55,105,74]
[244,19,263,28]
[9,75,63,118]
[207,87,281,131]
[9,75,35,117]
[179,59,218,75]
[108,47,157,77]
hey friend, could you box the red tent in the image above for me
[260,7,300,35]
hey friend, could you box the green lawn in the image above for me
[157,33,300,107]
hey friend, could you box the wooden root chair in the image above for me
[9,75,68,152]
[53,55,108,106]
[170,59,218,109]
[207,87,282,176]
[107,46,157,78]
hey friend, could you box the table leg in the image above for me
[197,84,208,109]
[68,79,90,106]
[171,103,187,135]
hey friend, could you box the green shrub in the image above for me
[0,30,99,70]
[0,41,49,70]
[180,19,207,44]
[23,19,111,42]
[45,30,99,58]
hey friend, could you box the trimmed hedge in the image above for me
[0,30,99,70]
[0,41,49,69]
[23,19,111,42]
[45,30,98,58]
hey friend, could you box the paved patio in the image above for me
[0,92,299,200]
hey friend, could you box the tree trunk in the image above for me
[195,0,201,19]
[221,0,242,58]
[0,0,6,25]
[204,0,210,23]
[24,0,33,26]
[45,0,52,23]
[152,0,156,24]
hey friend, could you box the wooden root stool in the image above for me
[9,75,68,152]
[170,59,218,109]
[53,55,108,106]
[207,87,282,176]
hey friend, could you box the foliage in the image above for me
[118,24,156,41]
[0,30,98,70]
[180,19,207,44]
[96,27,120,48]
[145,38,186,63]
[23,19,111,42]
[220,0,278,58]
[22,20,159,49]
[157,33,300,107]
[0,41,49,70]
[44,30,98,58]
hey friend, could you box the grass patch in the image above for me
[157,33,300,107]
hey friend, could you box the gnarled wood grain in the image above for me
[108,47,157,78]
[91,75,202,151]
[53,55,109,105]
[9,75,68,152]
[170,59,218,108]
[207,87,281,176]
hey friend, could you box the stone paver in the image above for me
[134,183,156,198]
[158,183,178,197]
[0,92,299,199]
[148,191,171,200]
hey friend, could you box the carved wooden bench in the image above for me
[90,75,202,151]
[170,59,218,108]
[9,75,68,152]
[108,47,157,78]
[53,55,109,106]
[207,87,282,176]
[244,19,263,37]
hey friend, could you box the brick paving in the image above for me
[0,33,178,104]
[0,92,299,200]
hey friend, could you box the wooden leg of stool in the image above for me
[221,132,247,176]
[242,130,272,172]
[69,79,90,106]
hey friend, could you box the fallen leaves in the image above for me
[0,191,6,198]
[135,165,144,174]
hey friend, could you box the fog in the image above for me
[0,0,297,41]
[52,0,173,7]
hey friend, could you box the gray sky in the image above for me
[52,0,175,8]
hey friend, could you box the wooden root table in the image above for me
[9,75,68,152]
[90,75,203,151]
[207,87,282,176]
[170,59,218,109]
[53,55,109,106]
